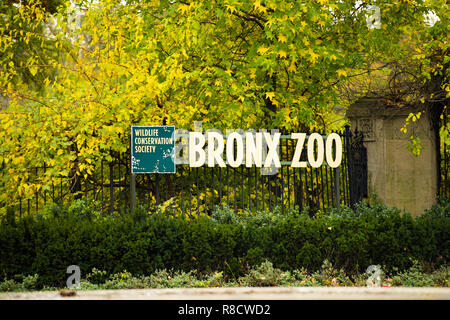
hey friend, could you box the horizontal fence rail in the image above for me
[2,127,372,217]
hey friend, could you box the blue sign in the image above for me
[131,126,175,173]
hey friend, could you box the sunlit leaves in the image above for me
[0,0,449,208]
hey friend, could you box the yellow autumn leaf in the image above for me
[307,49,319,64]
[287,62,296,73]
[278,34,287,43]
[28,66,38,76]
[278,50,287,58]
[337,69,347,77]
[265,92,275,100]
[257,46,269,55]
[271,98,279,107]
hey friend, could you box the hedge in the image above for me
[0,199,448,287]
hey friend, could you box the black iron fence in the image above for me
[3,127,369,217]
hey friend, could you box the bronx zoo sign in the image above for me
[131,124,342,174]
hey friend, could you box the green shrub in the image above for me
[0,274,39,292]
[211,205,244,225]
[0,200,448,288]
[311,260,353,287]
[0,263,448,291]
[0,279,20,292]
[390,261,449,287]
[85,268,109,285]
[239,261,292,287]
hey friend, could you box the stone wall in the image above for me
[347,98,438,217]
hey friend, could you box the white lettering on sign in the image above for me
[326,133,342,168]
[263,132,281,168]
[134,128,159,136]
[207,131,226,167]
[189,132,206,167]
[246,132,263,167]
[134,137,173,145]
[308,133,324,168]
[187,131,342,168]
[291,133,307,168]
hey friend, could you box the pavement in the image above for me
[1,286,450,300]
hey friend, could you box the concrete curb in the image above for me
[1,287,449,300]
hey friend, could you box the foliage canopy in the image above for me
[0,0,449,207]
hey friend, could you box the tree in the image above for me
[0,0,448,209]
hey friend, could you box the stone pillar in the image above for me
[346,98,438,217]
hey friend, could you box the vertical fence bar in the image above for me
[324,161,330,209]
[218,167,222,206]
[234,166,237,213]
[101,160,104,215]
[262,168,265,211]
[275,174,278,210]
[43,163,47,205]
[303,166,308,212]
[155,173,160,206]
[130,173,136,213]
[293,166,297,209]
[286,138,291,210]
[248,167,251,212]
[314,166,319,211]
[298,168,303,212]
[334,167,340,208]
[109,157,114,214]
[268,175,272,211]
[330,163,335,207]
[118,152,121,213]
[226,166,229,207]
[196,167,199,213]
[212,166,215,212]
[241,165,244,211]
[189,166,192,217]
[166,171,170,202]
[35,167,38,213]
[204,166,207,213]
[320,164,325,211]
[172,171,175,208]
[180,167,184,216]
[27,176,30,216]
[346,128,352,205]
[292,139,297,209]
[309,165,314,212]
[344,127,352,206]
[280,139,284,214]
[255,165,258,211]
